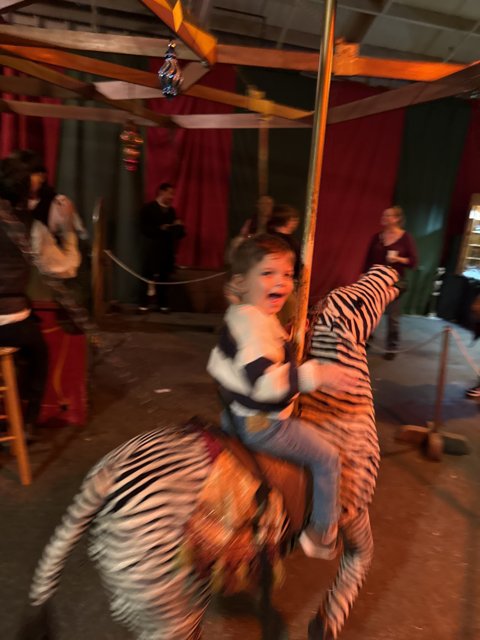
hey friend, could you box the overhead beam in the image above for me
[0,1,35,13]
[0,24,319,70]
[327,60,480,124]
[0,24,200,59]
[334,41,465,81]
[139,0,217,65]
[0,75,78,98]
[0,99,311,129]
[0,43,312,119]
[0,52,175,128]
[0,99,157,126]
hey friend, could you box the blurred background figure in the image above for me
[466,293,480,399]
[0,150,84,441]
[18,150,86,301]
[267,204,301,328]
[364,205,418,359]
[227,194,274,265]
[138,182,185,313]
[240,194,274,237]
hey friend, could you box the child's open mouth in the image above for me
[268,292,285,300]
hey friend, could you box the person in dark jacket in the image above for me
[138,183,185,312]
[364,205,418,359]
[0,153,48,440]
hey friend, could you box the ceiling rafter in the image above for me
[0,40,312,119]
[0,51,175,127]
[0,1,35,13]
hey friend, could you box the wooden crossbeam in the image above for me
[0,25,470,81]
[333,41,465,82]
[0,99,156,125]
[327,60,480,124]
[0,75,77,98]
[139,0,217,65]
[0,1,35,13]
[0,99,311,129]
[0,43,312,119]
[0,52,175,127]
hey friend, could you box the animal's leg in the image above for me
[105,568,211,640]
[308,509,374,640]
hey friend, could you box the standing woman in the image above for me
[20,150,86,281]
[0,150,84,440]
[364,206,418,359]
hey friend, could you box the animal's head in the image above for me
[311,265,399,347]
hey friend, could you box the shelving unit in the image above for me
[457,194,480,281]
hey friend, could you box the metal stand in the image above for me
[395,326,471,460]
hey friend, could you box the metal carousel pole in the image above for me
[294,0,337,359]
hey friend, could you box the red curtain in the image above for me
[146,63,236,268]
[0,67,61,183]
[310,81,406,301]
[443,100,480,265]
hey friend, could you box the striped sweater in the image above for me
[207,304,322,419]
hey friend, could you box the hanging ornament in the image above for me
[158,40,183,98]
[120,120,144,172]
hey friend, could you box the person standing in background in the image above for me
[267,204,301,328]
[226,195,275,266]
[138,183,185,313]
[364,206,418,360]
[0,150,85,441]
[240,194,275,237]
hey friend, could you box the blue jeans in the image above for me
[221,411,340,531]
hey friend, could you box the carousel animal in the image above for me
[22,265,398,640]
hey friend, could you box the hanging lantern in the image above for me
[120,120,144,172]
[158,40,183,98]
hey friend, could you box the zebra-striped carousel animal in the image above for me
[24,265,398,640]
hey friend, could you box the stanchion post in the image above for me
[396,325,471,460]
[91,197,106,321]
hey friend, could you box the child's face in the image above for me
[241,251,294,315]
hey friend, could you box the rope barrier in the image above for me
[450,328,480,377]
[368,323,479,378]
[367,330,443,355]
[104,250,227,286]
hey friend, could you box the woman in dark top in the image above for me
[364,206,418,359]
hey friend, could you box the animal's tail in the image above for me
[30,460,112,607]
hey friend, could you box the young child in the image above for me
[208,234,360,558]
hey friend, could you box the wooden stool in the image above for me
[0,347,32,486]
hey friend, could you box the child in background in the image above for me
[267,205,301,327]
[208,234,360,558]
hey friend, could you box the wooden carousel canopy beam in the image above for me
[0,99,156,126]
[0,52,176,128]
[0,99,311,129]
[0,75,78,98]
[0,44,312,119]
[327,59,480,124]
[0,1,34,13]
[334,41,465,82]
[0,25,201,60]
[0,24,318,71]
[0,25,469,81]
[139,0,217,65]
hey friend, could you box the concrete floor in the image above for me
[1,313,479,640]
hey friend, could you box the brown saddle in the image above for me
[224,435,311,535]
